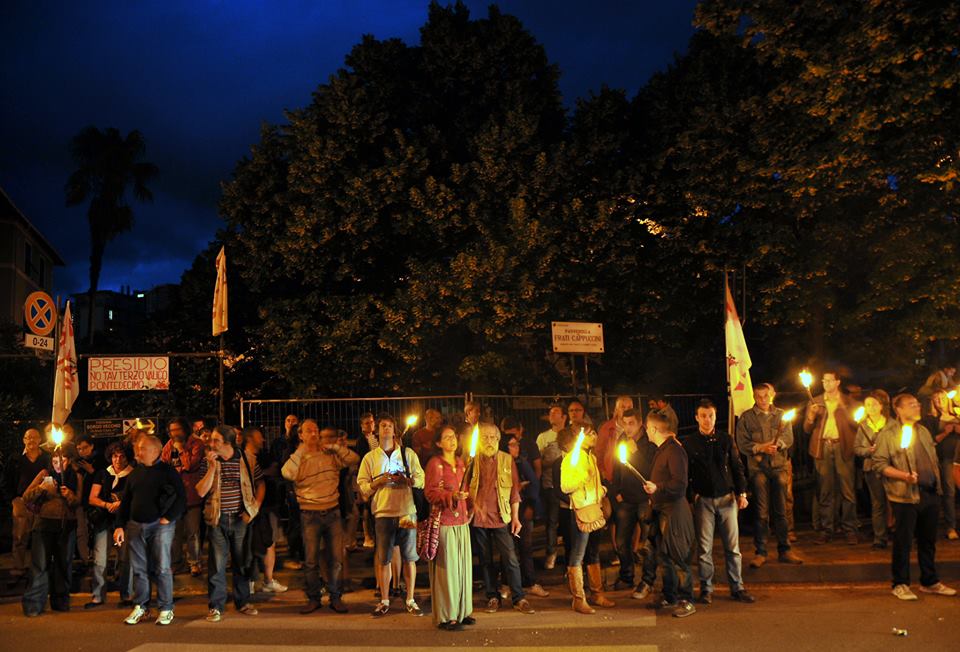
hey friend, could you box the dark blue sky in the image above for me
[0,1,698,297]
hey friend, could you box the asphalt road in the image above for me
[1,581,958,652]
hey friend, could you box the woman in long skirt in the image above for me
[424,426,474,631]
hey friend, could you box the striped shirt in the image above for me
[200,450,262,515]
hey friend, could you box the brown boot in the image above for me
[567,567,595,614]
[586,563,615,607]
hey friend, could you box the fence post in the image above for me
[239,399,245,428]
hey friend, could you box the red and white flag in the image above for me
[212,246,228,336]
[725,277,754,417]
[52,301,78,425]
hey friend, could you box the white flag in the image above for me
[212,246,228,336]
[52,301,79,425]
[725,278,754,417]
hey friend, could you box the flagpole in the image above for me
[724,272,735,437]
[218,334,225,424]
[50,295,62,425]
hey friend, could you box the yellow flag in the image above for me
[725,277,754,417]
[212,246,228,336]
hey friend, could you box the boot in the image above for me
[586,563,615,607]
[567,567,595,614]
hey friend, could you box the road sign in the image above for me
[551,321,604,353]
[83,418,126,438]
[24,291,57,336]
[23,333,55,351]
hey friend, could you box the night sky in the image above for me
[0,1,698,298]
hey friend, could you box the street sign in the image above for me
[83,418,126,438]
[551,321,604,353]
[24,291,57,336]
[23,333,55,351]
[88,356,170,391]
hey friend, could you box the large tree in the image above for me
[66,126,159,345]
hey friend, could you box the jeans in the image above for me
[891,491,939,588]
[939,458,956,531]
[613,500,656,586]
[302,509,343,600]
[22,523,76,615]
[513,506,537,586]
[208,513,252,611]
[471,525,525,604]
[751,465,791,556]
[127,519,175,611]
[863,470,888,544]
[173,504,203,566]
[695,495,743,594]
[541,486,560,558]
[567,515,601,567]
[91,528,132,601]
[814,440,857,535]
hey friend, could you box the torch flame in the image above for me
[948,390,957,400]
[468,424,479,458]
[799,370,813,389]
[570,427,586,465]
[781,408,797,423]
[51,426,64,447]
[405,414,418,429]
[618,441,628,465]
[853,406,865,423]
[900,424,913,450]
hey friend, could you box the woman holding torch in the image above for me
[424,426,474,631]
[853,390,895,549]
[560,423,613,613]
[872,393,955,601]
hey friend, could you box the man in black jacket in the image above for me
[114,435,186,626]
[609,408,658,599]
[681,400,754,605]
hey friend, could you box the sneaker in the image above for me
[405,599,423,616]
[526,583,550,597]
[238,604,258,616]
[947,529,959,541]
[156,610,174,626]
[283,560,303,570]
[544,552,557,570]
[778,551,804,564]
[124,605,149,625]
[632,582,652,600]
[698,591,712,605]
[261,579,288,593]
[372,602,390,617]
[672,600,696,618]
[513,598,535,614]
[652,597,678,610]
[918,582,957,596]
[892,584,918,601]
[206,608,222,622]
[485,597,500,613]
[750,555,766,569]
[732,590,756,604]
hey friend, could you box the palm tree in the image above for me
[65,126,159,344]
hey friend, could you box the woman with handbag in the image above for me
[424,426,474,631]
[85,442,134,608]
[560,425,614,613]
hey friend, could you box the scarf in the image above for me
[107,464,133,489]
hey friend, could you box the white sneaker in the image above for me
[261,579,288,593]
[919,582,957,596]
[206,608,222,622]
[124,605,149,625]
[892,584,918,601]
[156,610,174,626]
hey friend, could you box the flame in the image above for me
[948,390,957,400]
[853,406,865,423]
[618,441,628,464]
[799,370,813,389]
[405,414,418,429]
[468,424,479,458]
[51,426,64,447]
[900,424,913,450]
[781,408,798,423]
[570,427,586,465]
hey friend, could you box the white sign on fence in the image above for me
[88,356,170,391]
[551,321,604,354]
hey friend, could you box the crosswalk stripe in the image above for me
[130,645,657,652]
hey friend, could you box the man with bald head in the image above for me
[114,435,186,626]
[5,428,50,579]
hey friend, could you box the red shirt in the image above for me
[424,455,470,526]
[472,453,520,529]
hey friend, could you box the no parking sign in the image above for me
[24,291,57,336]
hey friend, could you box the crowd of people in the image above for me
[4,365,960,627]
